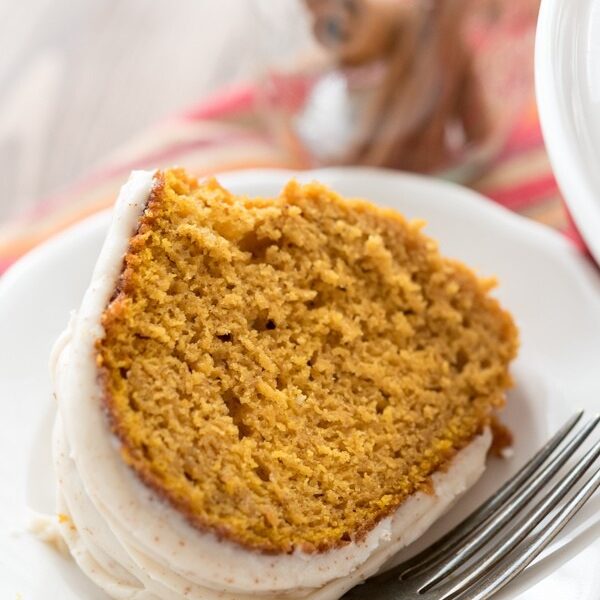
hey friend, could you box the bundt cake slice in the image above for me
[53,168,518,600]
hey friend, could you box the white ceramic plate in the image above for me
[536,0,600,265]
[1,168,600,600]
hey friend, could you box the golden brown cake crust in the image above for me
[97,169,518,554]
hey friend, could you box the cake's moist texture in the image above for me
[97,169,518,554]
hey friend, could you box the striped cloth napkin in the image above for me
[0,81,588,275]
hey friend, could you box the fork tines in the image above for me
[343,410,600,600]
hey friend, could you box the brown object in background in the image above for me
[304,0,407,65]
[303,0,493,173]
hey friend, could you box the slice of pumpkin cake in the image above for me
[52,168,518,600]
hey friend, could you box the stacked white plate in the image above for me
[536,0,600,264]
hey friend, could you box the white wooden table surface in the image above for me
[0,0,280,222]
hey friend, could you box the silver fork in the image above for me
[343,411,600,600]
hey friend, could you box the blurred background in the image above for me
[2,0,571,270]
[0,0,263,221]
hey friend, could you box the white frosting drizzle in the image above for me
[52,170,492,599]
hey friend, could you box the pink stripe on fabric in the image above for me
[181,84,257,120]
[484,174,559,210]
[498,120,544,161]
[0,259,13,274]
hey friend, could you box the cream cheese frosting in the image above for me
[51,170,492,600]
